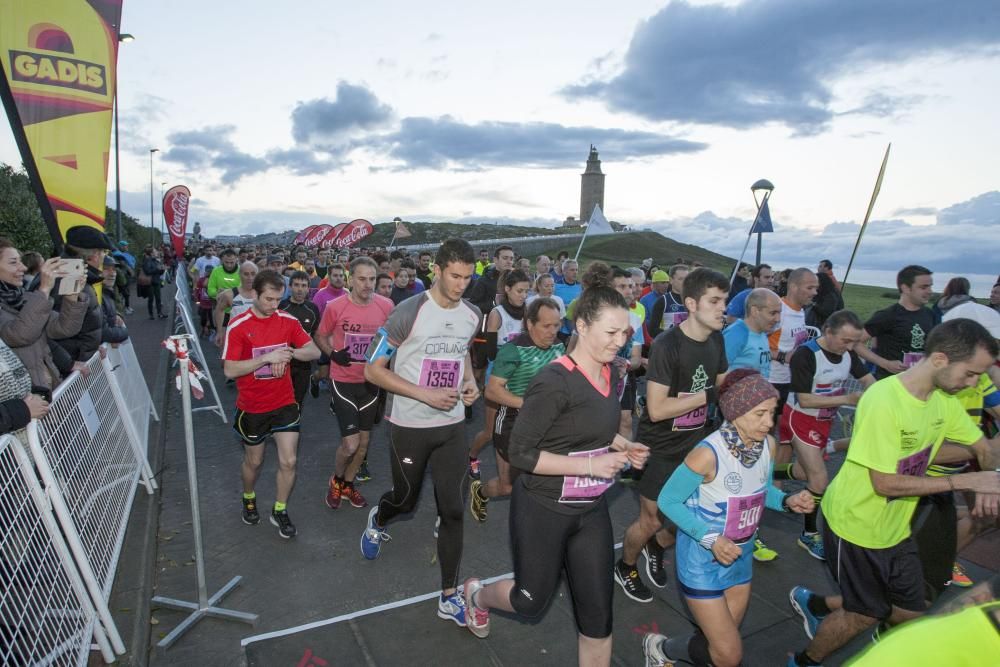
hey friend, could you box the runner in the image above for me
[612,267,644,438]
[643,369,814,667]
[278,270,321,408]
[787,318,1000,666]
[725,264,775,324]
[856,265,935,379]
[468,269,531,480]
[527,273,566,318]
[460,281,649,667]
[359,239,481,628]
[554,259,581,340]
[206,248,240,301]
[222,269,321,539]
[648,264,690,339]
[617,268,730,603]
[465,245,515,389]
[214,261,258,349]
[308,263,348,397]
[315,257,394,511]
[780,310,875,560]
[469,297,565,521]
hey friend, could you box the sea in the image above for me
[765,264,997,298]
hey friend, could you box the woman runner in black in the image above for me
[461,279,649,666]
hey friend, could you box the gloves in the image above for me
[330,348,352,367]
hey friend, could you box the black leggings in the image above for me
[508,479,614,638]
[147,282,163,316]
[377,422,467,590]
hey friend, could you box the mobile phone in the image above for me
[56,258,86,295]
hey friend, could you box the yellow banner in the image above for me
[0,0,122,246]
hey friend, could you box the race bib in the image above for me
[897,447,932,477]
[660,310,688,331]
[902,352,924,368]
[723,491,766,543]
[418,358,462,389]
[560,447,614,503]
[817,387,845,420]
[345,333,374,362]
[792,328,809,349]
[673,391,707,430]
[252,343,288,379]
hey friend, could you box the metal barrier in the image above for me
[106,339,160,450]
[173,263,227,422]
[0,433,115,665]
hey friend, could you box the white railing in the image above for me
[173,264,227,422]
[106,339,160,448]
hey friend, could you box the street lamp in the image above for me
[160,181,167,238]
[750,178,774,266]
[149,148,159,246]
[113,32,134,243]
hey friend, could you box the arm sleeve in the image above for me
[656,463,711,542]
[864,307,892,338]
[288,318,312,348]
[649,297,666,339]
[725,290,747,318]
[206,270,220,299]
[722,322,749,366]
[382,295,421,347]
[848,350,869,379]
[492,338,519,378]
[788,347,816,393]
[48,339,75,375]
[982,376,1000,409]
[0,397,31,435]
[507,369,566,473]
[644,334,676,387]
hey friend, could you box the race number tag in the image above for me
[252,343,288,379]
[418,358,461,389]
[817,386,845,420]
[560,447,614,503]
[792,328,809,349]
[723,491,766,543]
[345,333,374,362]
[673,392,707,430]
[661,310,688,331]
[902,352,924,368]
[896,447,932,476]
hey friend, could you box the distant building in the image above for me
[563,145,606,228]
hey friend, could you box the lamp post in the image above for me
[160,181,167,240]
[113,32,134,243]
[149,148,159,246]
[750,178,774,266]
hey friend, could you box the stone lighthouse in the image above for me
[579,144,605,223]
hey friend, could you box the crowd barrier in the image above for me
[174,265,227,422]
[1,337,161,664]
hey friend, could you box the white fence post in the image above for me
[101,348,157,494]
[173,262,227,423]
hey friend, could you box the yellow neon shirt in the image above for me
[823,376,982,549]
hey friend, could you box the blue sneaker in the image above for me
[789,586,822,640]
[437,590,467,627]
[360,506,390,560]
[797,532,826,561]
[786,655,823,667]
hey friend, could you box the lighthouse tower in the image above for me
[579,145,605,223]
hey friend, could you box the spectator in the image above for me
[0,338,50,433]
[932,276,973,323]
[991,281,1000,314]
[53,227,115,361]
[389,266,417,305]
[141,246,166,319]
[21,252,43,288]
[817,258,840,291]
[375,272,393,298]
[112,240,136,315]
[100,256,128,345]
[0,237,87,389]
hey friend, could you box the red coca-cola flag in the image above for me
[333,218,374,249]
[319,223,347,249]
[302,224,332,248]
[163,185,191,258]
[294,225,318,245]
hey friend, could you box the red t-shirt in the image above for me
[223,308,312,413]
[317,294,394,383]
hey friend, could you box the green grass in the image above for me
[552,230,900,320]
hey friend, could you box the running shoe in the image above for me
[642,540,668,588]
[789,586,822,640]
[641,633,675,667]
[797,532,826,561]
[871,621,889,644]
[468,457,481,481]
[270,507,297,539]
[343,483,368,509]
[752,537,779,562]
[614,559,653,603]
[469,479,488,522]
[241,496,259,525]
[356,460,372,482]
[950,562,973,587]
[437,590,467,627]
[785,657,824,667]
[360,506,390,559]
[309,375,319,398]
[433,515,440,539]
[325,479,343,509]
[462,577,490,638]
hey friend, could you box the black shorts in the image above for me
[330,380,381,437]
[773,382,791,420]
[233,403,300,446]
[638,452,685,502]
[823,523,925,620]
[493,405,519,462]
[620,373,636,411]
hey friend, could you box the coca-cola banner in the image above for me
[163,185,191,258]
[302,224,332,248]
[333,219,374,249]
[319,223,347,249]
[293,225,318,245]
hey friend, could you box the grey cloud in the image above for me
[374,116,706,170]
[567,0,1000,134]
[163,125,268,184]
[936,191,1000,226]
[891,206,938,217]
[290,83,393,147]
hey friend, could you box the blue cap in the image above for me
[118,240,129,247]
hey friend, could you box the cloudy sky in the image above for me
[2,0,998,284]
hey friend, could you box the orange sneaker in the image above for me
[325,479,343,509]
[950,562,973,587]
[343,483,368,508]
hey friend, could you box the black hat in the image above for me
[65,226,115,250]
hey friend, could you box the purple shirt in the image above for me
[312,286,347,317]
